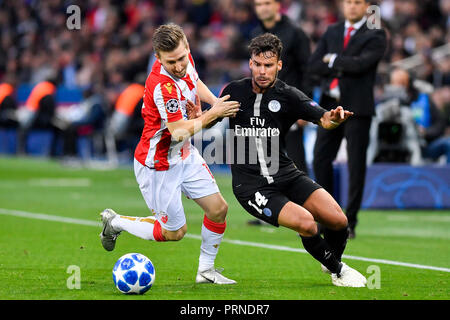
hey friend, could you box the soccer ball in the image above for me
[112,253,155,294]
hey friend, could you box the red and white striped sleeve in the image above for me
[153,80,183,123]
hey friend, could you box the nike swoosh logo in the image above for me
[202,274,216,283]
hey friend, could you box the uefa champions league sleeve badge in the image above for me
[165,99,180,113]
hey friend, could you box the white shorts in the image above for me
[134,148,220,231]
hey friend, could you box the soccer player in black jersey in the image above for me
[219,33,367,287]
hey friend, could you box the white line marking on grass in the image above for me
[212,237,450,273]
[0,208,101,227]
[386,214,450,223]
[1,208,449,273]
[28,178,91,187]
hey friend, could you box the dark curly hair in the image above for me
[248,33,283,60]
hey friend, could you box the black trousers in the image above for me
[313,114,372,229]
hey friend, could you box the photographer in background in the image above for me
[368,68,446,165]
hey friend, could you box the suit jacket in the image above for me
[308,21,387,117]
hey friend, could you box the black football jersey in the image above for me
[220,78,327,189]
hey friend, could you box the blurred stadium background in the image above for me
[0,0,448,209]
[0,0,449,301]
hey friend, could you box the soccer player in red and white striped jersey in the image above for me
[100,24,240,284]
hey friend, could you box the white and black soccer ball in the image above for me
[112,253,155,294]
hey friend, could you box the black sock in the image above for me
[300,231,342,274]
[323,226,349,262]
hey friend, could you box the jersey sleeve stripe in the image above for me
[153,83,168,121]
[156,81,183,123]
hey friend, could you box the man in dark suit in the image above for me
[249,0,312,226]
[308,0,387,239]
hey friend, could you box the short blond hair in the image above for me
[152,23,188,55]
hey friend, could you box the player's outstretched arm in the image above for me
[319,106,354,130]
[186,79,220,120]
[197,79,219,107]
[167,95,239,141]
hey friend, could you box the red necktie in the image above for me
[330,26,355,90]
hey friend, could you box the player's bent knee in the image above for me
[337,214,348,229]
[296,219,318,237]
[162,225,187,241]
[167,230,185,241]
[218,201,228,215]
[330,209,348,230]
[207,201,228,221]
[304,220,319,237]
[219,201,228,216]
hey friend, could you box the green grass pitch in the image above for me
[0,156,448,300]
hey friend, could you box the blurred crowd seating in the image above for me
[0,0,449,165]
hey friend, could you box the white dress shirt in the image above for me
[328,16,368,68]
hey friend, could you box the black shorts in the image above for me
[233,173,322,227]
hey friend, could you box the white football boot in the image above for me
[99,209,121,251]
[195,267,237,285]
[331,263,367,287]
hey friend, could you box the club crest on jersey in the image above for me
[159,212,168,224]
[165,99,180,113]
[164,82,173,94]
[268,100,281,112]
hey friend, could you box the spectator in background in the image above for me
[440,0,450,30]
[0,79,17,128]
[424,84,450,163]
[405,75,447,161]
[53,86,107,159]
[0,0,445,92]
[0,0,447,164]
[367,68,445,165]
[16,78,58,155]
[104,81,145,163]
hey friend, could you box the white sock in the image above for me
[198,215,226,272]
[111,215,157,241]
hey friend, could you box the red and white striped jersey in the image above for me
[134,53,199,170]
